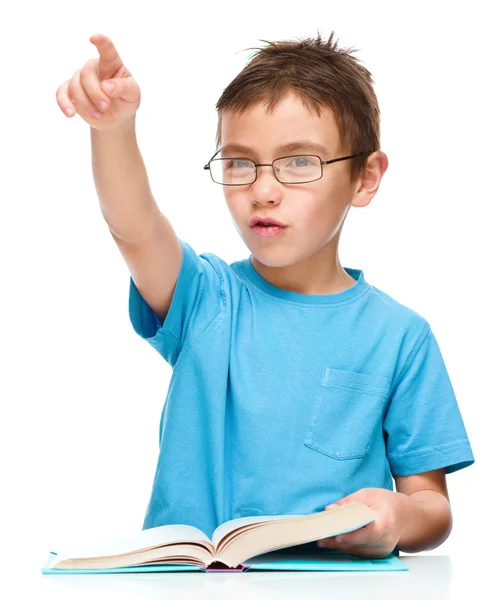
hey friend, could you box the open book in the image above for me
[43,502,380,572]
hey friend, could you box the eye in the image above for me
[289,156,313,168]
[223,158,253,170]
[233,159,253,168]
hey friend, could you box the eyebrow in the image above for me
[219,140,329,156]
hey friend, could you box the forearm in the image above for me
[90,114,161,243]
[396,490,453,553]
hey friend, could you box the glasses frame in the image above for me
[203,150,375,186]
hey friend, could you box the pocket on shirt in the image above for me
[304,367,391,460]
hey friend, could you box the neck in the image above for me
[250,243,356,295]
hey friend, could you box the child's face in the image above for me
[220,91,375,270]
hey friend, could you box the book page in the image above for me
[216,503,378,568]
[53,524,211,560]
[212,514,306,549]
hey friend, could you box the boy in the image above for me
[56,31,474,560]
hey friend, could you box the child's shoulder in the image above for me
[367,281,430,335]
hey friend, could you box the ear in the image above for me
[351,151,389,208]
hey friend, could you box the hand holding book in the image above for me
[319,487,407,558]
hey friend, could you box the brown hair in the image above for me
[214,30,380,183]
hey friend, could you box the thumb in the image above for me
[326,495,355,509]
[101,77,139,103]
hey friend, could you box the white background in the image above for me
[1,0,498,580]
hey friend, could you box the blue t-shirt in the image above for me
[128,238,474,549]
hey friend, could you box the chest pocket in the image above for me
[304,367,391,460]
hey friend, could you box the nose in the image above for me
[252,164,283,196]
[251,164,283,201]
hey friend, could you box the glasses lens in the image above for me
[210,158,256,185]
[274,155,322,183]
[208,155,322,185]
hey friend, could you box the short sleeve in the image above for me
[383,324,475,476]
[128,238,224,365]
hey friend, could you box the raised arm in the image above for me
[56,34,182,322]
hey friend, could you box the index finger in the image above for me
[89,34,123,81]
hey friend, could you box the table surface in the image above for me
[14,553,490,600]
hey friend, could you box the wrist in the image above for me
[90,114,136,136]
[393,491,413,546]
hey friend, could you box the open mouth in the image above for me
[252,222,286,228]
[251,223,287,237]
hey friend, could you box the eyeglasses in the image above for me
[203,150,374,186]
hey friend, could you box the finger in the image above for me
[326,496,356,509]
[89,33,123,81]
[100,76,140,103]
[317,539,350,554]
[55,80,76,117]
[80,58,111,112]
[318,531,367,549]
[68,69,103,120]
[332,527,373,547]
[318,541,360,557]
[317,536,350,548]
